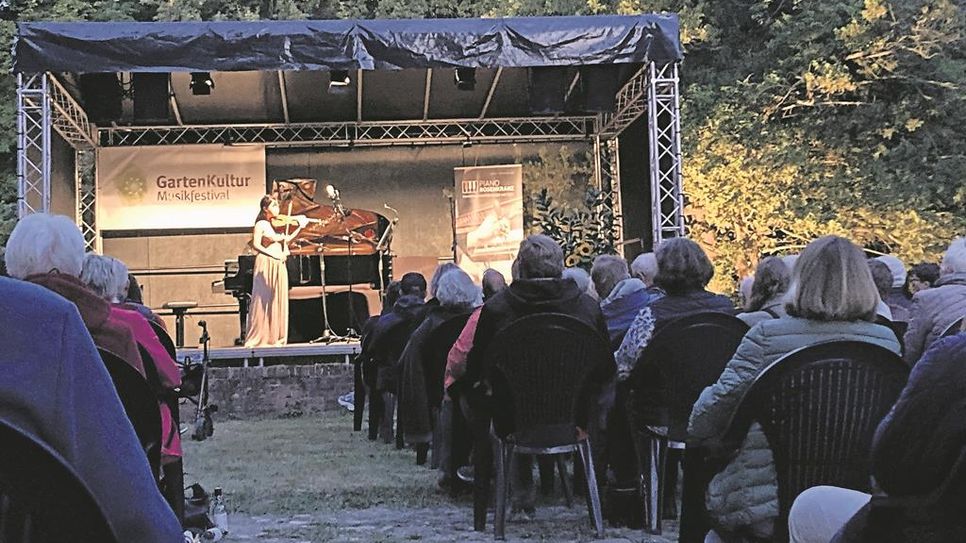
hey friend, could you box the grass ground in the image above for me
[182,412,678,542]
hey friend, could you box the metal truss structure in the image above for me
[99,117,596,148]
[18,62,684,251]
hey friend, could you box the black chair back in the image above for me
[0,419,118,542]
[875,316,908,354]
[941,317,964,338]
[629,311,749,441]
[149,320,177,361]
[97,348,162,477]
[723,341,909,542]
[485,313,612,447]
[422,311,473,410]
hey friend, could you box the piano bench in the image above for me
[163,301,198,348]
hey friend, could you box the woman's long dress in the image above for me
[245,220,290,347]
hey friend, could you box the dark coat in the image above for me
[0,277,182,543]
[461,277,615,429]
[365,294,427,391]
[399,305,474,443]
[835,334,966,543]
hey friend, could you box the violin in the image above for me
[269,214,327,232]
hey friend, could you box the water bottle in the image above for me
[210,487,229,534]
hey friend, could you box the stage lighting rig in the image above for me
[189,72,214,95]
[454,68,476,91]
[328,70,351,91]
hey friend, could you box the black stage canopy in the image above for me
[14,15,681,74]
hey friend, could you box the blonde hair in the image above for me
[785,236,879,322]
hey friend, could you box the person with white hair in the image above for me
[4,214,144,374]
[563,265,598,300]
[630,252,659,288]
[0,274,183,543]
[875,254,913,318]
[399,268,481,451]
[81,254,184,465]
[903,237,966,363]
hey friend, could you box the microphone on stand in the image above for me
[325,184,349,218]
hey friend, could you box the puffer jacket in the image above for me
[688,317,901,538]
[903,272,966,364]
[736,295,788,328]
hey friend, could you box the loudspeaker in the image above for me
[528,66,568,114]
[579,65,620,113]
[132,73,170,122]
[79,73,122,124]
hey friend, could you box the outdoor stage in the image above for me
[177,340,361,366]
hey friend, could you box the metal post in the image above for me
[646,62,685,246]
[17,73,52,217]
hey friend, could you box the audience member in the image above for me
[615,237,734,380]
[737,256,790,327]
[3,214,144,375]
[868,259,897,321]
[782,253,800,271]
[876,254,913,314]
[689,236,900,542]
[428,262,460,305]
[444,270,507,394]
[81,254,183,464]
[122,273,166,329]
[481,268,507,301]
[738,275,754,310]
[903,237,966,364]
[788,334,966,543]
[904,262,941,298]
[0,275,182,543]
[460,235,614,514]
[563,265,597,300]
[630,252,659,288]
[592,255,652,345]
[400,268,481,445]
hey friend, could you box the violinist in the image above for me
[244,195,309,347]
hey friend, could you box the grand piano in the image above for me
[215,179,394,344]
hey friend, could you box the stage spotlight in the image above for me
[329,70,351,90]
[189,72,214,95]
[454,68,476,91]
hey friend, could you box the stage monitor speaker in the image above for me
[528,67,568,114]
[79,73,122,124]
[133,73,171,122]
[579,65,620,113]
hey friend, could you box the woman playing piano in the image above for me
[245,195,308,347]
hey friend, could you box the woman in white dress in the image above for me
[245,195,307,347]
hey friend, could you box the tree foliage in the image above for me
[0,0,962,288]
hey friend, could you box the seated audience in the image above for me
[788,333,966,543]
[460,235,614,513]
[563,265,598,300]
[738,275,754,309]
[4,214,144,375]
[615,237,734,380]
[400,268,482,445]
[875,254,913,315]
[737,256,790,327]
[592,255,651,345]
[868,259,898,321]
[688,235,900,542]
[904,262,941,298]
[443,269,507,394]
[0,275,182,542]
[630,252,660,290]
[81,254,183,464]
[903,237,966,364]
[123,273,166,329]
[427,262,460,307]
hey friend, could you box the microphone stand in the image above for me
[310,242,344,344]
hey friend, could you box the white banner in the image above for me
[97,144,266,230]
[454,164,524,281]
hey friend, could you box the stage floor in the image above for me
[177,340,362,366]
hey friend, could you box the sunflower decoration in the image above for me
[575,241,594,257]
[527,186,617,266]
[565,254,581,267]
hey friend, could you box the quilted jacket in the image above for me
[688,317,901,538]
[903,273,966,364]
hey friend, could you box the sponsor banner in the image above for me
[97,144,266,230]
[454,164,524,281]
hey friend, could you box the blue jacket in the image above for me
[0,277,182,543]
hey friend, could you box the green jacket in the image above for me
[688,316,900,538]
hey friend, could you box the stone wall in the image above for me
[196,363,354,420]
